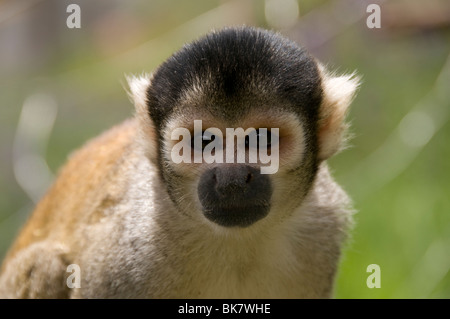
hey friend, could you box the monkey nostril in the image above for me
[210,166,256,198]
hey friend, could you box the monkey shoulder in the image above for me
[1,119,143,268]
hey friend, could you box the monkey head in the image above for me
[128,27,359,231]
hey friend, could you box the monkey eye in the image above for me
[191,131,216,150]
[245,129,274,149]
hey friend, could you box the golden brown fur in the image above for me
[0,119,139,297]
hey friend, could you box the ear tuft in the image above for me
[125,74,157,160]
[318,65,360,160]
[126,73,152,115]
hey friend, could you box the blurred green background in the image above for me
[1,0,449,298]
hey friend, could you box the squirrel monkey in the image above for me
[0,27,359,298]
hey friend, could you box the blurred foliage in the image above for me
[0,0,449,298]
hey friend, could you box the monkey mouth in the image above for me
[201,204,270,228]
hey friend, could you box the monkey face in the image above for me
[134,27,357,230]
[144,27,323,229]
[158,106,316,229]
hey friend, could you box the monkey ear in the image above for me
[126,74,157,159]
[126,73,152,120]
[317,65,360,161]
